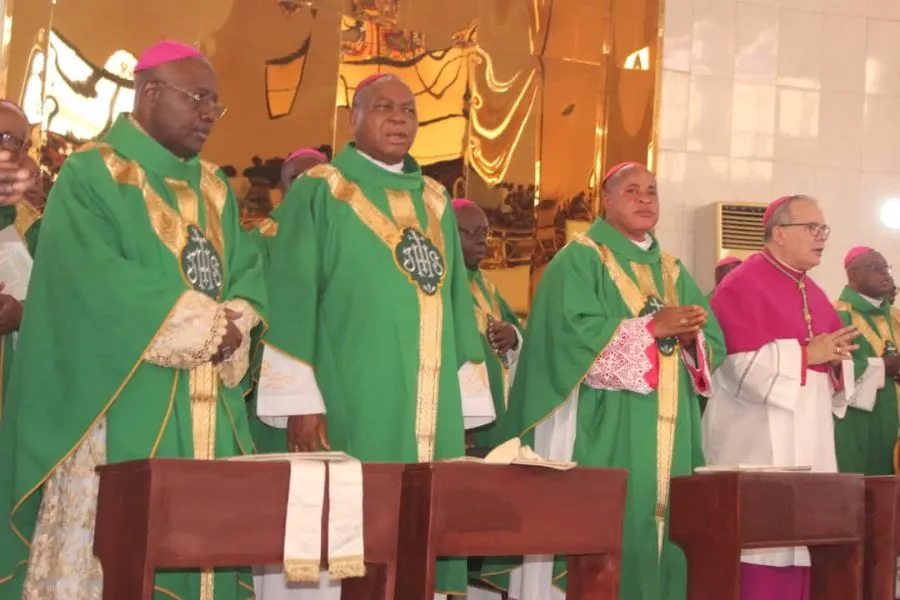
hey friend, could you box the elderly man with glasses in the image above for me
[703,194,860,600]
[0,40,267,600]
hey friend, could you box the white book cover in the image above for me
[0,225,32,301]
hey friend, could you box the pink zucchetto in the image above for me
[762,195,798,229]
[601,162,642,187]
[134,40,205,73]
[844,246,875,269]
[352,73,391,104]
[451,198,477,212]
[285,148,327,163]
[716,256,742,268]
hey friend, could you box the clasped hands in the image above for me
[652,305,707,348]
[487,318,518,355]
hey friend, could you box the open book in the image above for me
[694,465,812,473]
[443,437,576,471]
[226,451,352,462]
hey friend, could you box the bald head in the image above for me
[350,75,418,165]
[133,57,221,159]
[0,101,30,162]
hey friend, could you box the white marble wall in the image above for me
[656,0,900,296]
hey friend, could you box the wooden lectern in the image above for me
[93,459,404,600]
[669,472,865,600]
[862,476,900,600]
[394,462,628,600]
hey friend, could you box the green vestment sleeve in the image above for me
[497,292,523,333]
[262,175,322,366]
[7,151,188,465]
[502,242,632,441]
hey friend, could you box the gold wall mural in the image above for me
[1,0,662,315]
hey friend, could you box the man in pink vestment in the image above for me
[702,194,859,600]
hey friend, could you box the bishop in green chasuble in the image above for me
[0,104,43,423]
[0,42,267,600]
[833,247,899,476]
[482,163,725,600]
[252,75,490,600]
[452,198,524,450]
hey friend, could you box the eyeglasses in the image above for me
[866,263,893,276]
[777,222,831,240]
[459,226,488,240]
[0,132,26,153]
[156,80,227,120]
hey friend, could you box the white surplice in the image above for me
[701,339,869,568]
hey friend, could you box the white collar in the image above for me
[357,148,404,173]
[860,293,884,308]
[631,234,653,251]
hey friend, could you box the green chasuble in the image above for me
[0,115,267,600]
[0,201,41,421]
[482,218,725,600]
[834,287,899,475]
[468,268,523,449]
[256,143,485,594]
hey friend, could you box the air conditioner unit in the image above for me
[695,201,766,293]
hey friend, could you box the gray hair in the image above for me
[763,194,817,242]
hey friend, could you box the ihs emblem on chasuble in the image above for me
[394,228,445,296]
[640,295,676,356]
[181,225,224,299]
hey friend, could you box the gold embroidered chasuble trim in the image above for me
[13,201,40,242]
[834,300,900,405]
[309,166,447,462]
[575,234,681,557]
[90,143,230,599]
[258,217,279,237]
[470,276,511,408]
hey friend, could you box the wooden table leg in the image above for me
[393,472,437,600]
[566,553,620,600]
[340,563,390,600]
[865,482,897,600]
[810,544,863,600]
[93,469,155,600]
[682,546,741,600]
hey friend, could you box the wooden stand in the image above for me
[862,476,900,600]
[93,459,404,600]
[394,462,628,600]
[670,472,865,600]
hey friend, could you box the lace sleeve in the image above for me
[584,316,658,395]
[216,298,262,388]
[144,291,228,370]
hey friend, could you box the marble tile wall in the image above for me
[657,0,900,295]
